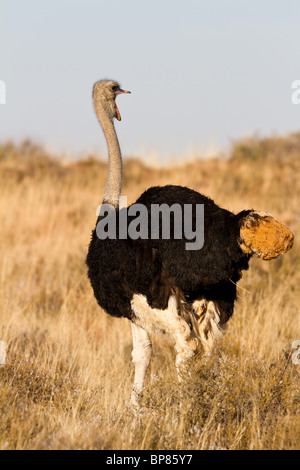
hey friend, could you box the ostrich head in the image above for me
[238,210,294,260]
[92,80,131,121]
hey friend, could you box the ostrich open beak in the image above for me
[116,89,131,96]
[115,88,131,121]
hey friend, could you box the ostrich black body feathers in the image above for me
[86,185,251,324]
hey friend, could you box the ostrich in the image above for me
[86,80,294,406]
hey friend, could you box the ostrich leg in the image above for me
[130,323,152,406]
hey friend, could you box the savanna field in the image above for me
[0,134,299,450]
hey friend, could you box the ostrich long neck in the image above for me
[94,99,122,208]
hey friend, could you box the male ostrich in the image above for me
[86,80,294,406]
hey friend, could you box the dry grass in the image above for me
[0,136,299,450]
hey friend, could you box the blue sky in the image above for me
[1,0,300,161]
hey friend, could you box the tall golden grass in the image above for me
[0,135,299,450]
